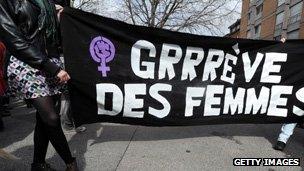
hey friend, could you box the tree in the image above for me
[71,0,102,13]
[117,0,240,35]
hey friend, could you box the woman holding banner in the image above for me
[0,1,78,170]
[273,38,303,151]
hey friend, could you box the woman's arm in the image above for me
[55,4,64,21]
[0,1,61,76]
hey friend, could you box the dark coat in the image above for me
[0,0,61,76]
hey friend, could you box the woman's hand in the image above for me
[57,70,70,83]
[55,4,64,21]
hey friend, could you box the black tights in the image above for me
[31,95,73,164]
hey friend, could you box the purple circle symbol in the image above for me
[89,36,116,77]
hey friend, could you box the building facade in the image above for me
[239,0,304,40]
[225,19,241,38]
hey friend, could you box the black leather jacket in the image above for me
[0,0,61,76]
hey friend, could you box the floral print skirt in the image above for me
[6,56,65,99]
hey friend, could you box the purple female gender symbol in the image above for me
[89,36,116,77]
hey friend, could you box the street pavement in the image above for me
[0,100,303,171]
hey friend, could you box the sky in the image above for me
[72,0,242,36]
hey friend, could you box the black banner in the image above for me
[61,8,304,127]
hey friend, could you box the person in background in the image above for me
[60,90,86,133]
[273,123,297,151]
[0,41,5,131]
[2,96,11,117]
[0,1,78,170]
[0,42,18,158]
[51,0,86,133]
[0,42,10,119]
[273,37,302,151]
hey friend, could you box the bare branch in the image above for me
[74,0,102,13]
[115,0,241,36]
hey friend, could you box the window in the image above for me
[275,23,283,31]
[248,12,252,20]
[274,35,282,41]
[247,31,252,38]
[287,29,299,39]
[256,4,263,17]
[254,24,261,37]
[289,2,303,24]
[290,2,303,16]
[278,0,285,6]
[276,12,285,24]
[275,12,285,30]
[231,27,235,33]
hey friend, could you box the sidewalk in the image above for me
[0,100,303,171]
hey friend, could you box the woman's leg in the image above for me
[31,95,74,164]
[277,123,297,143]
[33,111,49,163]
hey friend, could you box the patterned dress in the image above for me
[6,56,65,99]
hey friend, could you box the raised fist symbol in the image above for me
[90,36,116,77]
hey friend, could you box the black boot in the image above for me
[31,163,56,171]
[66,158,79,171]
[273,141,286,151]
